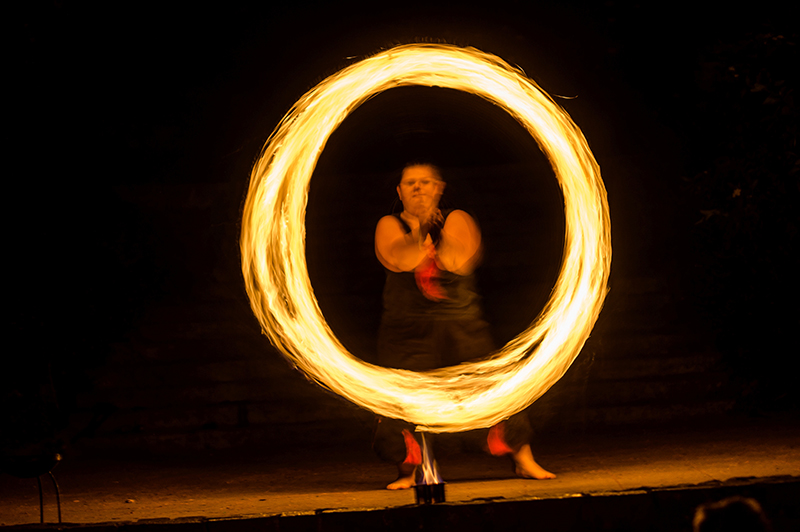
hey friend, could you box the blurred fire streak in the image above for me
[240,44,611,433]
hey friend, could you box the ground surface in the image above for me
[1,414,798,528]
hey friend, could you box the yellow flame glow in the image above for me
[241,44,611,433]
[419,433,443,485]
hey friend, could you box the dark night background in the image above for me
[5,1,798,459]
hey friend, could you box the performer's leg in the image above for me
[377,319,441,370]
[373,417,422,489]
[486,415,556,479]
[375,320,441,489]
[439,318,495,367]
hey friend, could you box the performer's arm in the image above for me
[436,210,482,275]
[375,215,432,272]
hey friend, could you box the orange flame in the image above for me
[418,433,442,485]
[240,44,611,433]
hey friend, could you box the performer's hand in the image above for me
[424,208,444,228]
[422,238,437,258]
[419,208,444,246]
[399,211,421,231]
[400,210,427,246]
[401,208,443,247]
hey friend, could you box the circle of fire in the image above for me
[241,44,611,433]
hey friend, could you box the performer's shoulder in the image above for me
[444,209,478,226]
[376,214,406,236]
[377,213,403,227]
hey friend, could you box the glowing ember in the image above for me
[240,43,611,433]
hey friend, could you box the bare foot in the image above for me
[386,463,417,490]
[386,473,416,490]
[512,444,556,479]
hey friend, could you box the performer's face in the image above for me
[397,165,445,215]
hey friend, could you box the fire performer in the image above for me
[373,162,556,489]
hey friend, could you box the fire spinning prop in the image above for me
[241,43,611,433]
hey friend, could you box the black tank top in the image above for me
[381,211,483,321]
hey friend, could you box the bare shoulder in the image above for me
[445,209,476,222]
[375,214,404,237]
[444,210,480,233]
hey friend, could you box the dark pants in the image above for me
[373,316,532,463]
[377,316,496,370]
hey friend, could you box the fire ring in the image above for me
[241,44,611,432]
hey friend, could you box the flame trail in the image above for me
[241,44,611,433]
